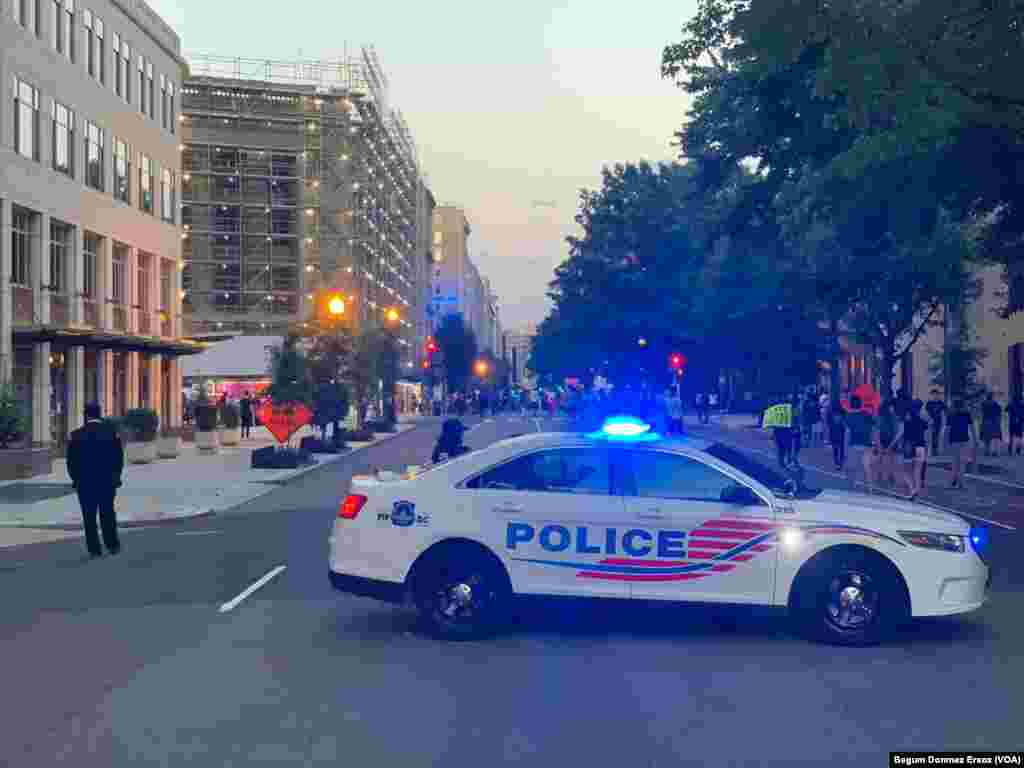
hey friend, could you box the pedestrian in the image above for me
[240,391,254,439]
[947,399,976,489]
[1008,393,1024,456]
[66,402,124,558]
[844,394,877,493]
[665,387,684,435]
[876,399,898,488]
[892,399,929,500]
[803,391,821,445]
[980,393,1003,456]
[768,396,794,470]
[893,388,912,423]
[925,390,947,457]
[828,398,847,470]
[789,393,803,468]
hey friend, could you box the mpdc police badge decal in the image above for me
[391,501,416,528]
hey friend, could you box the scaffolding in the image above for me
[179,49,422,364]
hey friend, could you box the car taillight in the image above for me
[338,494,368,519]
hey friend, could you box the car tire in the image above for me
[791,548,908,646]
[413,549,512,641]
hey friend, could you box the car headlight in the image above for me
[898,531,966,553]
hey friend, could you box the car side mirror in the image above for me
[721,484,761,506]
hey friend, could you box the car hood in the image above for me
[795,490,968,533]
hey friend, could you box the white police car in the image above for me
[328,417,990,645]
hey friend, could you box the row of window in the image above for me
[10,206,173,309]
[12,76,176,223]
[13,0,176,134]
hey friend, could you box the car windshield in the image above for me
[703,442,821,499]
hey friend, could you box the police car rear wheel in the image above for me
[792,549,905,646]
[414,552,510,641]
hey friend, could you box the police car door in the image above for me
[619,449,775,605]
[464,447,630,598]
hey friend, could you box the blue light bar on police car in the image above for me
[586,416,662,442]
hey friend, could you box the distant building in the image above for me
[503,324,536,389]
[428,205,500,352]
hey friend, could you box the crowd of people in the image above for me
[767,387,1024,499]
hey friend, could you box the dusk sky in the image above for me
[149,0,697,330]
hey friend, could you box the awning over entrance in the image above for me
[12,325,207,356]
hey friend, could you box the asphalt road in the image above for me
[1,415,1021,767]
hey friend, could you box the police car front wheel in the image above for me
[413,549,512,641]
[790,548,909,646]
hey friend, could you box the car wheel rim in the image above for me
[433,573,490,629]
[823,570,878,634]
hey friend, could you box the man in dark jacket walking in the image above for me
[239,392,254,439]
[67,402,124,558]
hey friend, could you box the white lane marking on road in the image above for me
[218,565,287,613]
[727,443,1016,531]
[175,530,222,536]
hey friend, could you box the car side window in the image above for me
[628,451,756,503]
[468,449,611,495]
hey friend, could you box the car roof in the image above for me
[494,431,712,453]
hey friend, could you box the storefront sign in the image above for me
[257,401,313,444]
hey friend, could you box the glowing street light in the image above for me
[638,337,648,348]
[327,295,346,316]
[474,359,489,377]
[385,307,400,324]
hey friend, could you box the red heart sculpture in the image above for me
[257,401,313,445]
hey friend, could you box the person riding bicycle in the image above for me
[432,417,468,464]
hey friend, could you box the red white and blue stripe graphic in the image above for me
[511,518,904,583]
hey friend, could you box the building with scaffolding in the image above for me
[179,48,426,365]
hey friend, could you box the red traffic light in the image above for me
[669,353,687,371]
[426,340,438,354]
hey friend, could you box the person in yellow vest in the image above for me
[763,398,794,469]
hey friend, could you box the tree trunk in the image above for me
[945,300,963,401]
[880,345,896,403]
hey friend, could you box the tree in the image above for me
[266,334,313,406]
[350,329,400,424]
[435,313,477,394]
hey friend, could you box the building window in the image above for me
[138,56,146,115]
[111,244,127,304]
[83,233,99,298]
[113,138,130,202]
[137,252,150,311]
[160,74,168,130]
[11,208,34,287]
[433,231,442,245]
[51,101,74,177]
[139,154,153,214]
[161,168,175,223]
[168,83,175,135]
[147,59,154,119]
[85,120,104,191]
[113,34,130,102]
[13,77,40,161]
[160,260,172,310]
[84,11,105,83]
[52,0,74,60]
[15,0,41,36]
[49,220,71,293]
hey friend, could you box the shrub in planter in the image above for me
[195,404,219,432]
[0,382,28,449]
[124,408,159,464]
[220,403,241,446]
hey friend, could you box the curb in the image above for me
[0,425,423,531]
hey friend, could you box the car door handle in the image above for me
[494,505,524,515]
[638,510,666,520]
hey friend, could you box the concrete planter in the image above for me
[157,435,182,458]
[0,446,53,480]
[196,429,220,454]
[220,427,241,447]
[126,440,158,465]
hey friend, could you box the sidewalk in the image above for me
[708,412,1024,490]
[0,423,416,539]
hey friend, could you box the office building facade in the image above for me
[1,0,193,459]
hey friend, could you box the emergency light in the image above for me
[587,416,662,442]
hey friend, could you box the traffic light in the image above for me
[426,338,438,354]
[669,352,687,373]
